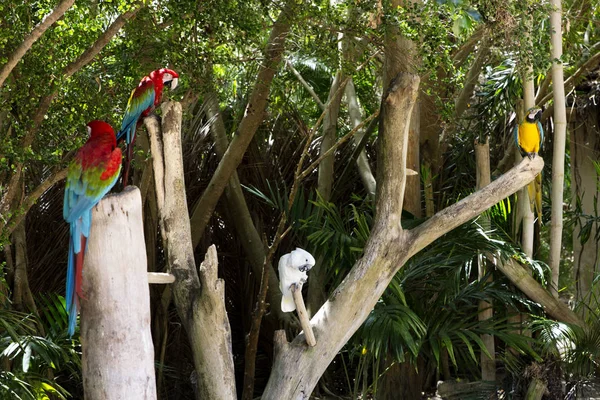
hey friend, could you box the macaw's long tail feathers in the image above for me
[527,173,543,224]
[281,293,296,313]
[66,237,78,336]
[122,130,137,187]
[75,235,86,299]
[535,173,542,222]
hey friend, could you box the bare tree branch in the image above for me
[25,4,144,148]
[0,0,76,89]
[409,157,544,257]
[286,59,325,110]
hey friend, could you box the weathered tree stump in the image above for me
[80,186,156,400]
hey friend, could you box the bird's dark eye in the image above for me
[305,259,308,262]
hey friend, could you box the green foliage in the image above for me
[0,285,77,399]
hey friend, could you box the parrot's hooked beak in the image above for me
[299,263,312,273]
[166,78,178,90]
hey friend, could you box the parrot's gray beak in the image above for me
[299,264,312,272]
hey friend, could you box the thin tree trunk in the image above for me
[548,0,567,298]
[145,103,236,400]
[80,187,156,400]
[12,221,37,315]
[496,256,584,326]
[202,88,289,324]
[474,139,495,382]
[454,35,491,119]
[189,2,296,246]
[404,102,421,217]
[570,107,600,309]
[317,71,344,202]
[307,69,345,316]
[345,78,376,196]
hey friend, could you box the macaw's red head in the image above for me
[86,120,116,143]
[150,68,179,90]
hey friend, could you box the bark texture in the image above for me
[146,103,236,400]
[80,187,156,400]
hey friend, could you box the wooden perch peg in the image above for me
[291,284,316,347]
[147,272,175,284]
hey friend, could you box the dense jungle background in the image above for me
[1,0,600,399]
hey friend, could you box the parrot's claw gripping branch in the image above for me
[291,283,316,347]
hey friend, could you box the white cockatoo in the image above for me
[278,248,316,312]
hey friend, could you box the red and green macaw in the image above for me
[63,120,122,336]
[514,107,544,222]
[116,68,179,186]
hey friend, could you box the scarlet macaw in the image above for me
[116,68,179,186]
[63,120,122,336]
[514,107,544,221]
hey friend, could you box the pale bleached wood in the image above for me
[548,0,567,298]
[147,102,236,400]
[147,272,175,284]
[80,186,156,400]
[291,284,316,347]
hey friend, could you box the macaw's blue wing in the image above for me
[513,125,520,149]
[116,80,156,144]
[536,120,544,151]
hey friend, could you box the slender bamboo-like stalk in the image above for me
[474,139,495,382]
[520,65,536,257]
[548,0,567,298]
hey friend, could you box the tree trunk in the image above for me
[308,69,345,316]
[548,0,567,298]
[12,221,37,315]
[189,2,296,246]
[345,78,376,196]
[525,378,547,400]
[474,140,495,382]
[202,87,288,324]
[318,70,343,202]
[145,103,236,400]
[404,102,421,217]
[80,187,156,400]
[570,104,600,309]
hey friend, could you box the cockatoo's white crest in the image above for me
[278,248,315,312]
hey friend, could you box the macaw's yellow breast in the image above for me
[518,121,541,154]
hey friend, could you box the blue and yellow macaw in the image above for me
[514,107,543,222]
